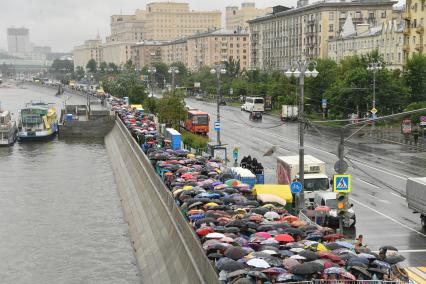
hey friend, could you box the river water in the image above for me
[0,85,141,283]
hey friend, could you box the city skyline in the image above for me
[0,0,291,52]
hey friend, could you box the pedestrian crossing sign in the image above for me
[333,174,351,193]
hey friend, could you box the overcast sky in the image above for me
[0,0,293,52]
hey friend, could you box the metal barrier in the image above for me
[282,281,407,284]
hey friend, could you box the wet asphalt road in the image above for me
[187,98,426,267]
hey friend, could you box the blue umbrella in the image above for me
[189,213,206,221]
[336,241,355,249]
[324,267,346,274]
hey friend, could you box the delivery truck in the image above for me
[406,177,426,229]
[276,155,330,203]
[280,105,299,121]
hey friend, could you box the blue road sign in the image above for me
[214,121,220,131]
[290,181,302,194]
[322,98,327,108]
[232,147,239,159]
[333,174,351,193]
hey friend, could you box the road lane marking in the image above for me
[347,158,408,180]
[391,192,406,200]
[397,249,426,253]
[366,193,391,204]
[406,267,426,284]
[350,198,426,238]
[357,178,381,188]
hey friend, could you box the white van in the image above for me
[241,97,265,112]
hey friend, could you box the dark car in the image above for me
[249,111,262,121]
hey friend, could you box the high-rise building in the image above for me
[403,0,425,59]
[248,1,396,71]
[226,2,272,31]
[7,27,31,56]
[107,10,147,43]
[144,2,221,41]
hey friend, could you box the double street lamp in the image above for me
[366,61,382,111]
[168,66,179,90]
[210,65,227,146]
[147,67,157,97]
[84,74,94,110]
[285,60,319,212]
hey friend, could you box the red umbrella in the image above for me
[181,173,194,180]
[282,215,299,223]
[317,251,342,262]
[275,234,295,243]
[323,233,345,242]
[255,232,272,239]
[315,206,331,212]
[196,227,213,237]
[340,271,356,280]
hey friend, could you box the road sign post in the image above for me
[333,174,352,193]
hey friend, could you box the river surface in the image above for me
[0,85,141,283]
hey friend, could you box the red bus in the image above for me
[185,110,209,135]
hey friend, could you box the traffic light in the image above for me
[336,193,348,216]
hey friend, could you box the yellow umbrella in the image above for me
[183,185,193,191]
[205,202,218,207]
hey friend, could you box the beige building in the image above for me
[144,2,221,41]
[403,0,425,59]
[186,29,250,71]
[226,2,272,31]
[72,38,103,69]
[161,38,188,66]
[103,41,134,67]
[328,18,405,70]
[248,1,396,71]
[107,11,147,43]
[131,41,163,69]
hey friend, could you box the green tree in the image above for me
[75,66,85,80]
[157,91,187,127]
[86,59,97,73]
[144,97,158,114]
[171,61,188,87]
[99,61,108,73]
[108,62,118,73]
[129,84,147,104]
[51,59,74,73]
[404,53,426,102]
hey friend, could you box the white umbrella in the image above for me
[290,255,306,260]
[290,248,304,253]
[264,211,280,221]
[206,232,226,239]
[247,258,271,268]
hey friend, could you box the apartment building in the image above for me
[131,41,163,69]
[72,38,103,69]
[107,10,147,43]
[328,17,405,70]
[161,38,188,66]
[248,0,396,71]
[186,29,250,71]
[403,0,425,59]
[144,2,221,41]
[226,2,272,31]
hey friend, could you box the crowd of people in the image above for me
[111,99,410,284]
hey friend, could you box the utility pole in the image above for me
[367,61,382,111]
[147,66,156,97]
[285,60,319,211]
[210,65,226,146]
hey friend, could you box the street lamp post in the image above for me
[210,65,227,146]
[84,74,94,114]
[147,66,156,98]
[366,61,382,111]
[285,60,319,212]
[168,66,179,90]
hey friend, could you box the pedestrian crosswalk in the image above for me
[406,267,426,284]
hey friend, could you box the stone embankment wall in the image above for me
[104,119,219,284]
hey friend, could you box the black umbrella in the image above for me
[225,246,247,260]
[299,225,318,232]
[299,250,319,261]
[195,217,217,226]
[243,200,260,207]
[274,222,290,229]
[291,262,324,275]
[207,252,223,259]
[223,227,240,234]
[257,224,274,232]
[379,245,398,252]
[325,242,344,250]
[246,221,259,230]
[260,245,280,252]
[216,258,246,272]
[347,257,369,266]
[350,266,372,278]
[226,220,245,228]
[227,269,248,279]
[385,254,405,265]
[247,270,268,280]
[251,207,269,215]
[284,228,303,236]
[263,256,283,267]
[214,226,225,233]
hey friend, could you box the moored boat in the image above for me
[0,109,17,146]
[18,101,58,141]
